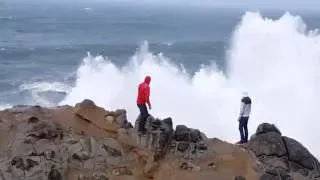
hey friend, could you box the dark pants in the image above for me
[239,116,249,142]
[137,104,149,132]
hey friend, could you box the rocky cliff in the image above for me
[0,99,319,180]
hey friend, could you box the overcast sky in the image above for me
[164,0,318,10]
[2,0,320,11]
[89,0,320,10]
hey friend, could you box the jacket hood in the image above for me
[144,76,151,84]
[241,96,252,104]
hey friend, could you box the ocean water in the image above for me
[2,2,320,157]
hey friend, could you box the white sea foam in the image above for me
[60,11,320,157]
[21,82,71,106]
[0,104,13,110]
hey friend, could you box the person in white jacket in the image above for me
[237,92,252,144]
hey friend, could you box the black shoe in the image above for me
[236,140,245,144]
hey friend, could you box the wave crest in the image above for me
[59,11,320,157]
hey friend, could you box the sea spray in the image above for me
[60,11,320,157]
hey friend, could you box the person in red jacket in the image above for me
[137,75,152,134]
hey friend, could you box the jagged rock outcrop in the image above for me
[0,100,318,180]
[0,112,126,180]
[134,115,174,159]
[248,123,320,180]
[171,124,207,160]
[0,100,134,180]
[74,99,132,134]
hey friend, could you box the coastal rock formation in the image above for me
[248,123,320,180]
[0,99,318,180]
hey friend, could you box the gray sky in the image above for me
[86,0,320,10]
[153,0,320,10]
[3,0,320,11]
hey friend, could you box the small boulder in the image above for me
[115,109,129,128]
[248,132,286,157]
[256,123,282,135]
[163,117,173,131]
[76,99,96,109]
[190,129,202,143]
[174,125,202,143]
[174,125,189,141]
[74,99,118,133]
[115,109,126,116]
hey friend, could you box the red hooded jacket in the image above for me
[137,76,151,106]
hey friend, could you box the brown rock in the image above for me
[74,99,119,135]
[0,102,319,180]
